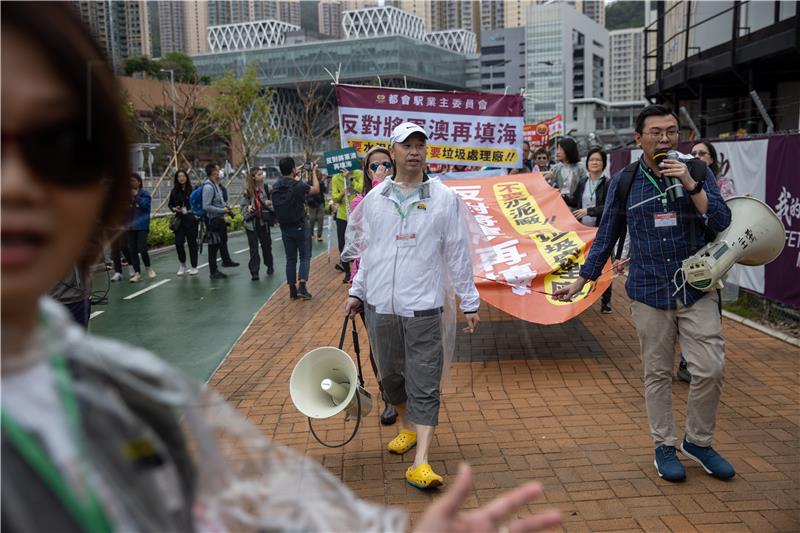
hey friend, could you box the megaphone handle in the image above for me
[337,315,349,350]
[307,389,362,448]
[349,317,365,388]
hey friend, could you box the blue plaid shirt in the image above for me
[580,158,731,310]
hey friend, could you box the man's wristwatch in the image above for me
[687,179,705,195]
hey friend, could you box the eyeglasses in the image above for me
[690,150,709,157]
[369,161,393,172]
[644,129,679,140]
[1,120,104,187]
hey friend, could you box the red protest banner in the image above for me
[447,173,613,324]
[336,85,524,168]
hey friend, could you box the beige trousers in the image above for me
[630,292,725,448]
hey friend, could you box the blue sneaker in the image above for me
[654,445,686,482]
[679,439,735,480]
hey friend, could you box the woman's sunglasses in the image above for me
[369,161,393,172]
[2,120,104,186]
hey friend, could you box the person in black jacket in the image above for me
[566,147,613,313]
[168,170,199,275]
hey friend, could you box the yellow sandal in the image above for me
[406,463,444,489]
[387,429,417,454]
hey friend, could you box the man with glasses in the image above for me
[554,105,735,483]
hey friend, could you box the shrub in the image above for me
[146,209,245,249]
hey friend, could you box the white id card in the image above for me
[654,212,678,228]
[396,233,417,248]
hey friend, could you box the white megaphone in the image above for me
[682,196,786,291]
[290,346,373,420]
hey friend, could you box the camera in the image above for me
[303,162,312,171]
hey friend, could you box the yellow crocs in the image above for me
[387,429,417,454]
[406,463,444,489]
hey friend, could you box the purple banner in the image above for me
[764,135,800,308]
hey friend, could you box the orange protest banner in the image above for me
[446,173,613,325]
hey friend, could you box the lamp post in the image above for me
[160,68,177,130]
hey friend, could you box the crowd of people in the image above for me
[4,2,744,531]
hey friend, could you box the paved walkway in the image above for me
[211,255,800,532]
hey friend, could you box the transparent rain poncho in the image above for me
[2,298,406,533]
[341,176,491,384]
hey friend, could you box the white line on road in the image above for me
[234,248,249,255]
[123,279,171,300]
[89,311,105,319]
[198,262,209,269]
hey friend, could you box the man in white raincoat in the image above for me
[344,122,480,489]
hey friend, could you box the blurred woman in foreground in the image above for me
[0,3,561,532]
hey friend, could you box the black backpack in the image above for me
[612,158,714,259]
[271,179,306,226]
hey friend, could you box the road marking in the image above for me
[123,279,171,300]
[89,311,105,319]
[234,248,249,255]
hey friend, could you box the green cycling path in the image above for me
[89,231,329,382]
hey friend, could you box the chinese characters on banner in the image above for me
[324,146,360,175]
[336,85,524,169]
[522,114,565,147]
[446,173,613,325]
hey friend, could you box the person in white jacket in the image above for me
[344,123,481,489]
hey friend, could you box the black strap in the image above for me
[308,315,367,448]
[613,161,638,260]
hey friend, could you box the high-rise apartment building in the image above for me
[480,0,505,31]
[72,0,150,72]
[320,0,377,38]
[480,27,525,93]
[446,0,481,36]
[155,0,208,56]
[566,0,604,27]
[524,2,608,126]
[609,28,644,102]
[158,1,185,55]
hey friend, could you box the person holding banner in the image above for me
[566,147,613,314]
[331,167,364,283]
[554,105,735,483]
[342,122,481,490]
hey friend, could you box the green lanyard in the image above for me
[587,177,600,203]
[639,163,669,209]
[1,355,114,533]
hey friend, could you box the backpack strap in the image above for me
[613,161,639,260]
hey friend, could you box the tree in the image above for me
[124,55,163,79]
[293,79,336,162]
[210,64,277,182]
[137,81,219,211]
[605,1,645,31]
[158,52,198,83]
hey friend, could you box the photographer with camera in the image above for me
[554,105,734,483]
[241,167,275,281]
[272,157,319,300]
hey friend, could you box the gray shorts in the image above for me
[364,305,444,426]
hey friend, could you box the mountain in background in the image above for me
[606,0,646,30]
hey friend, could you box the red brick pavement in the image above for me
[210,254,800,532]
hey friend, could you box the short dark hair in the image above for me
[2,2,130,234]
[635,104,679,134]
[586,147,607,172]
[204,163,218,178]
[692,140,720,176]
[533,147,549,159]
[278,157,295,177]
[558,137,580,165]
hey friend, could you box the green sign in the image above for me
[324,147,360,175]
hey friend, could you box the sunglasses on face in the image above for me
[536,156,548,160]
[369,161,393,172]
[2,120,104,187]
